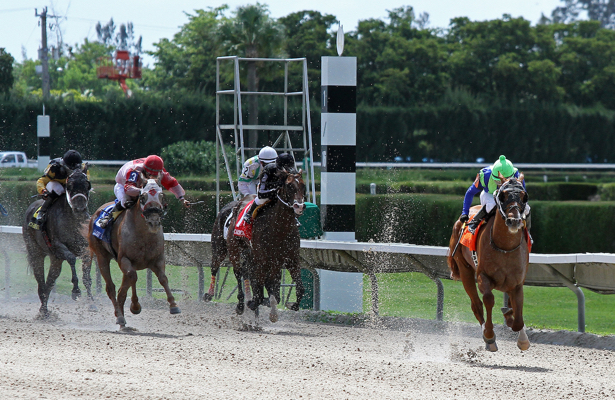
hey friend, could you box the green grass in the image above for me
[366,272,615,336]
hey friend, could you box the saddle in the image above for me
[92,203,121,244]
[233,200,270,240]
[28,206,44,230]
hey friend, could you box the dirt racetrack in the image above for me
[1,293,614,399]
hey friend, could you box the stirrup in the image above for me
[98,215,113,228]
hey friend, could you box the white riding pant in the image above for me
[481,190,531,217]
[46,181,65,195]
[238,180,257,197]
[114,183,133,207]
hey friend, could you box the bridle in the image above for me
[139,179,166,219]
[276,172,305,214]
[65,170,90,211]
[491,178,527,253]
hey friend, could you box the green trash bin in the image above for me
[298,202,323,239]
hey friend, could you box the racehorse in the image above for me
[203,197,254,315]
[447,173,530,352]
[23,167,94,317]
[242,169,306,322]
[88,178,180,329]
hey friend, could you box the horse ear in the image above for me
[82,162,89,174]
[519,172,524,183]
[497,171,506,182]
[285,174,294,184]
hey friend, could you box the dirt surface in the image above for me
[1,294,614,399]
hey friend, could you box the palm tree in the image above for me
[220,3,285,150]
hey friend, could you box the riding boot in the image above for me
[98,202,125,228]
[467,205,490,234]
[243,201,258,223]
[34,192,59,227]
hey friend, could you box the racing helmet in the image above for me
[62,150,83,170]
[144,155,164,176]
[276,153,296,171]
[258,146,277,165]
[489,155,517,193]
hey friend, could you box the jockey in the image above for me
[98,155,189,228]
[460,155,530,234]
[238,146,278,197]
[243,153,296,223]
[34,150,88,227]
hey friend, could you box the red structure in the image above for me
[96,50,142,96]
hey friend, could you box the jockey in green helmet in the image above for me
[460,155,529,234]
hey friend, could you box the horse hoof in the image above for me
[262,297,270,307]
[517,339,530,351]
[170,306,181,314]
[130,303,142,315]
[71,290,81,301]
[116,316,126,326]
[236,303,245,315]
[485,342,498,352]
[247,300,257,311]
[286,302,299,311]
[202,293,214,302]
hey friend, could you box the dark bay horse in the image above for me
[203,197,254,314]
[88,178,180,329]
[447,173,530,351]
[23,167,94,317]
[243,169,306,322]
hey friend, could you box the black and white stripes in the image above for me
[37,114,50,172]
[321,56,357,241]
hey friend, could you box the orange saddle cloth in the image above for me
[459,206,532,252]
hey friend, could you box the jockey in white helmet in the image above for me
[238,146,278,197]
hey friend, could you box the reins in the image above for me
[490,179,526,253]
[489,222,524,253]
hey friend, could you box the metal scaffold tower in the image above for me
[214,56,317,212]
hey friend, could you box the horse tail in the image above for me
[447,222,462,280]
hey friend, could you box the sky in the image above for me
[2,0,564,66]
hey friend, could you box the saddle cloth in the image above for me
[92,203,116,243]
[459,206,532,252]
[233,200,255,241]
[27,206,43,230]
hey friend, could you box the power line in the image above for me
[0,7,32,13]
[67,16,178,31]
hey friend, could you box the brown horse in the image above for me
[203,197,254,315]
[88,178,180,329]
[244,169,306,322]
[447,173,530,352]
[23,167,94,317]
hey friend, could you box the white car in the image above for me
[0,151,29,168]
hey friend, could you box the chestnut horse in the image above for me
[23,167,94,317]
[244,169,306,322]
[447,173,530,352]
[88,179,180,329]
[203,197,254,315]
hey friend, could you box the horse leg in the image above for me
[508,284,530,350]
[265,279,281,323]
[477,273,497,352]
[286,264,304,311]
[130,281,141,315]
[457,261,485,326]
[96,253,123,326]
[150,262,181,315]
[230,267,245,315]
[29,253,49,317]
[54,243,81,300]
[116,257,139,327]
[204,251,225,302]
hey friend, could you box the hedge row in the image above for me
[3,98,615,163]
[3,181,615,254]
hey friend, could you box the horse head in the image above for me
[138,178,166,232]
[277,169,306,216]
[495,171,528,233]
[65,166,90,214]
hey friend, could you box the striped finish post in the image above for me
[321,56,356,241]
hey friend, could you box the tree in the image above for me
[219,3,285,149]
[96,19,142,54]
[0,48,14,97]
[552,0,615,29]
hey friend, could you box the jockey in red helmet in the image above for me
[98,155,189,228]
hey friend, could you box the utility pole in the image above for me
[35,7,52,98]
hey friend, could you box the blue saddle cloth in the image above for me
[92,202,116,244]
